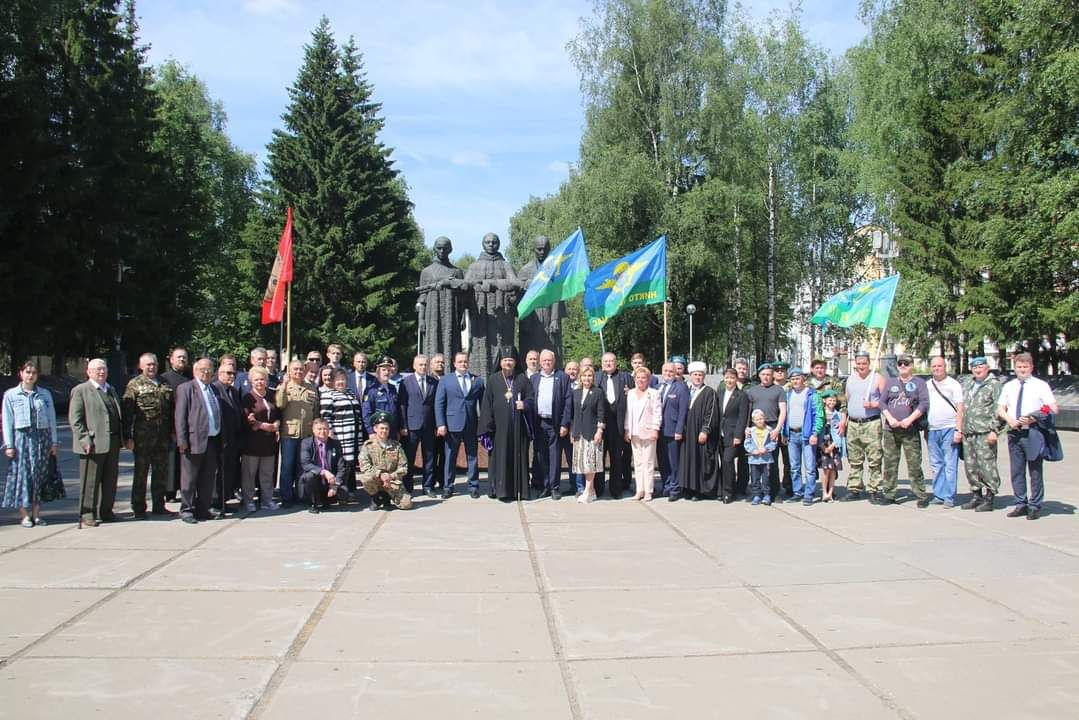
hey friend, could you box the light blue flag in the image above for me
[517,228,590,319]
[811,274,900,329]
[583,235,667,332]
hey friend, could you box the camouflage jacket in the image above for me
[961,375,1005,434]
[357,437,408,485]
[122,375,174,442]
[808,374,845,411]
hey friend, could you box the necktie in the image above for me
[318,441,327,470]
[459,374,469,395]
[661,383,670,404]
[1015,379,1025,422]
[420,377,426,396]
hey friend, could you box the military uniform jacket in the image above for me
[357,437,408,486]
[809,374,844,411]
[961,375,1005,434]
[123,375,174,446]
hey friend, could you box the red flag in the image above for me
[260,207,294,325]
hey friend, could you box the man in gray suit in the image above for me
[69,358,127,526]
[174,358,223,523]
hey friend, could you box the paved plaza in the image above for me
[1,429,1077,719]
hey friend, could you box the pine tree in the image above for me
[261,18,424,359]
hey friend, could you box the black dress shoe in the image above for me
[132,511,147,520]
[552,488,562,500]
[308,505,320,514]
[99,513,119,523]
[424,488,437,498]
[1026,507,1041,520]
[487,491,497,499]
[877,495,896,505]
[916,496,931,509]
[470,489,480,499]
[722,495,734,504]
[668,492,681,502]
[441,490,454,499]
[840,491,863,502]
[1006,505,1027,518]
[181,515,198,524]
[535,488,552,500]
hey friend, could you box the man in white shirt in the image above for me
[926,356,964,507]
[997,352,1060,520]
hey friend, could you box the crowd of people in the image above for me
[0,343,1062,526]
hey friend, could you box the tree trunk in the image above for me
[766,160,778,357]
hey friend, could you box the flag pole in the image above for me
[285,281,292,363]
[663,300,669,362]
[599,329,606,355]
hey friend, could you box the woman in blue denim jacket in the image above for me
[2,361,59,527]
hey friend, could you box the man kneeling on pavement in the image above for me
[302,417,351,513]
[358,411,413,510]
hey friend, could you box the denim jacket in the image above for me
[743,425,777,464]
[782,386,825,441]
[822,409,846,458]
[2,385,58,448]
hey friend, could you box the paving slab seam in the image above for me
[768,504,1063,624]
[644,502,917,720]
[0,525,78,556]
[244,511,388,720]
[517,501,584,720]
[0,517,240,670]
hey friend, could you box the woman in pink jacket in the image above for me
[625,365,663,501]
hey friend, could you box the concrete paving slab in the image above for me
[0,657,275,719]
[569,653,894,719]
[33,517,224,550]
[954,574,1079,634]
[367,512,528,551]
[0,522,73,549]
[550,587,814,659]
[260,660,573,720]
[523,498,654,523]
[0,589,108,657]
[300,592,554,662]
[536,550,741,591]
[0,548,175,589]
[339,550,538,593]
[840,639,1079,720]
[135,546,352,591]
[679,523,854,555]
[759,578,1048,649]
[718,543,932,587]
[798,508,997,543]
[874,536,1079,580]
[29,589,322,659]
[200,517,374,552]
[528,521,686,551]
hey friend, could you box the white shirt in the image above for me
[456,373,471,394]
[927,376,963,430]
[537,372,555,417]
[999,375,1056,421]
[605,374,616,404]
[196,379,221,437]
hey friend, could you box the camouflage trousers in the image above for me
[132,442,169,513]
[962,431,1001,495]
[882,428,925,500]
[361,475,413,509]
[845,420,882,493]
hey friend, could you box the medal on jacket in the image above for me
[503,374,513,401]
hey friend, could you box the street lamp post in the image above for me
[686,304,696,361]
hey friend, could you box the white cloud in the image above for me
[242,0,299,18]
[547,160,571,174]
[450,150,491,168]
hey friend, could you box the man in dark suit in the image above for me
[159,346,192,505]
[301,418,351,512]
[531,349,574,500]
[435,351,485,498]
[69,358,127,526]
[401,354,439,496]
[211,359,243,514]
[658,362,689,499]
[597,351,633,497]
[174,358,222,523]
[348,352,377,440]
[716,367,751,503]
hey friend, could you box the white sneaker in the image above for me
[577,493,587,504]
[20,517,33,528]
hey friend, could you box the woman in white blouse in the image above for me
[625,366,662,501]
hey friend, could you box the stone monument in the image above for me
[416,236,469,360]
[463,232,523,376]
[516,235,565,363]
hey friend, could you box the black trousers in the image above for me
[597,424,631,497]
[720,441,740,498]
[213,439,240,510]
[180,436,220,519]
[735,445,749,496]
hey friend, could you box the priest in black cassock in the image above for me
[479,346,535,501]
[677,361,720,500]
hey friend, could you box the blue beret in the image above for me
[970,356,988,367]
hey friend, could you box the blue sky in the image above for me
[139,0,866,258]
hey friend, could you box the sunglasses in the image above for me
[897,360,911,366]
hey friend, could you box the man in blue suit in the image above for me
[531,349,574,500]
[658,361,689,499]
[401,355,439,496]
[435,351,485,498]
[348,351,377,441]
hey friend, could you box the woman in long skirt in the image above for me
[2,361,59,527]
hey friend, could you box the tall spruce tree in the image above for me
[262,18,423,358]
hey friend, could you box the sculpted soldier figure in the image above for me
[123,353,174,517]
[417,236,469,359]
[463,232,523,376]
[517,235,565,363]
[358,411,413,510]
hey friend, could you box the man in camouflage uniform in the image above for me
[960,356,1005,511]
[123,352,174,517]
[358,411,413,510]
[808,358,844,410]
[841,351,886,501]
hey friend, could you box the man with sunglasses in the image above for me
[211,355,244,515]
[880,353,929,506]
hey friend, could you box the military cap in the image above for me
[669,354,687,365]
[376,355,395,368]
[788,367,806,378]
[757,363,772,375]
[771,361,790,371]
[820,388,839,398]
[897,353,913,364]
[370,411,392,426]
[970,356,988,368]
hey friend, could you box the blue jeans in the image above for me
[788,432,817,498]
[279,436,302,504]
[749,464,770,498]
[927,428,959,503]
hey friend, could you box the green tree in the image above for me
[261,19,424,359]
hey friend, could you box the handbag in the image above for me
[40,454,67,503]
[929,379,963,461]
